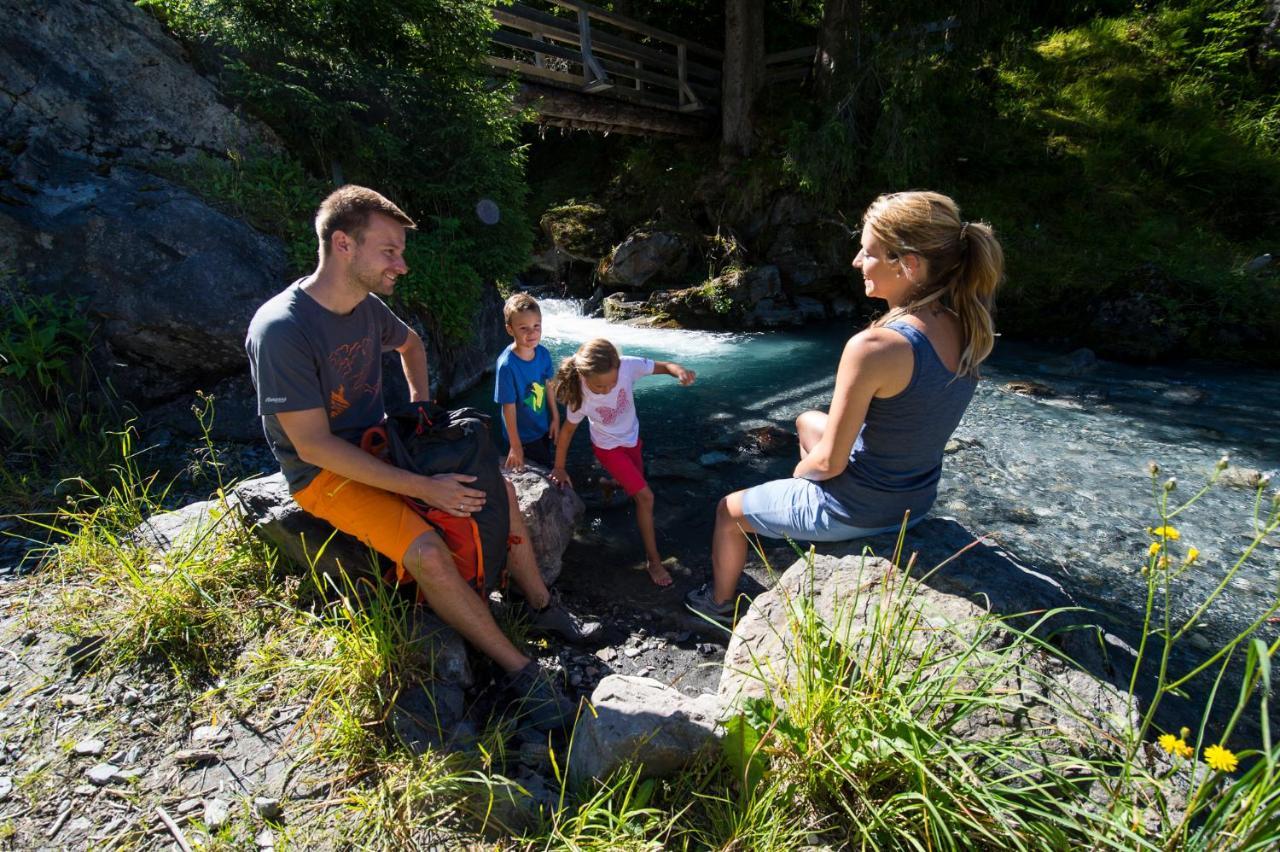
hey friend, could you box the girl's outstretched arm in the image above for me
[653,360,696,386]
[549,418,579,488]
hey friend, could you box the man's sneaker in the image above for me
[527,589,603,644]
[506,661,577,734]
[684,583,741,628]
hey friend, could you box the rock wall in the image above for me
[0,0,506,433]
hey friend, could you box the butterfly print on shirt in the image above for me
[596,387,630,426]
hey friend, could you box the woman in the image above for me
[686,190,1003,626]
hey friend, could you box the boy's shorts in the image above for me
[293,468,432,584]
[520,434,554,467]
[592,440,647,496]
[739,477,924,542]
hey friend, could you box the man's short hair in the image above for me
[315,185,416,258]
[503,292,541,325]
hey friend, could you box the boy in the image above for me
[494,293,559,470]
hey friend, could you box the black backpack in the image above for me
[361,402,510,594]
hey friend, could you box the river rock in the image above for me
[602,292,650,322]
[568,676,722,783]
[1087,264,1192,362]
[1002,380,1056,398]
[599,230,689,291]
[1038,348,1098,377]
[720,549,1135,754]
[539,202,615,264]
[204,798,231,830]
[736,425,797,456]
[504,469,585,587]
[1219,467,1266,490]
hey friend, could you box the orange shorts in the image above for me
[292,469,433,584]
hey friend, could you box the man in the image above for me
[246,185,597,733]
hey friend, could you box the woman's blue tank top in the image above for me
[817,320,977,528]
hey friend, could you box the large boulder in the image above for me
[720,546,1135,749]
[644,265,783,329]
[137,469,582,591]
[568,676,722,784]
[0,0,275,168]
[501,469,585,587]
[598,230,690,291]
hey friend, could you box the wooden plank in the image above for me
[498,5,721,82]
[489,56,702,115]
[514,82,713,136]
[543,0,723,61]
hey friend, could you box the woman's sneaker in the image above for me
[505,661,577,734]
[684,583,741,628]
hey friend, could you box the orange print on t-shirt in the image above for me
[330,384,351,419]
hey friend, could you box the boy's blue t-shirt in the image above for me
[494,343,555,443]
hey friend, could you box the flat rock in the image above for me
[0,776,11,801]
[85,763,122,786]
[191,725,231,745]
[568,675,722,784]
[254,797,282,821]
[73,738,105,756]
[204,797,231,830]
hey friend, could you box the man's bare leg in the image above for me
[500,479,550,607]
[401,530,528,673]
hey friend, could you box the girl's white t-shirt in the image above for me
[565,356,654,449]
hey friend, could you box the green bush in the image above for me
[141,0,532,341]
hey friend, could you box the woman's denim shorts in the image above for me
[738,477,923,543]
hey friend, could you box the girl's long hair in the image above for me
[553,338,621,413]
[862,191,1003,378]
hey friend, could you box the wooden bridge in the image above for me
[487,0,813,137]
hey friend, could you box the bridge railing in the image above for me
[488,0,722,113]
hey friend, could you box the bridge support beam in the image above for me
[514,83,711,137]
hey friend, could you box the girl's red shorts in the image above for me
[592,440,647,496]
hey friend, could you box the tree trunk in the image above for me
[721,0,763,159]
[814,0,861,104]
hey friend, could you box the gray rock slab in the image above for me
[569,675,722,784]
[719,543,1136,753]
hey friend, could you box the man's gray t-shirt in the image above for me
[245,279,410,492]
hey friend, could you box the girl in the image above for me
[687,190,1003,625]
[549,339,696,587]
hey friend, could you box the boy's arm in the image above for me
[501,402,524,470]
[652,360,696,386]
[397,329,431,402]
[549,418,578,488]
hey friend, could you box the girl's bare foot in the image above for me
[645,558,673,587]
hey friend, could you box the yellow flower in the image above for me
[1147,542,1161,557]
[1157,555,1170,570]
[1186,546,1200,564]
[1204,744,1238,772]
[1159,734,1194,759]
[1149,525,1181,540]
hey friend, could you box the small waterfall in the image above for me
[539,299,747,360]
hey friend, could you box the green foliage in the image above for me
[0,286,123,511]
[0,293,91,402]
[141,0,532,341]
[176,149,326,274]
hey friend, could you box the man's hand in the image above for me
[504,445,525,472]
[416,473,487,517]
[548,466,573,489]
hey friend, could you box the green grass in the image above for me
[12,409,1278,849]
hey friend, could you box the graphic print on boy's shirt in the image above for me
[523,380,547,414]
